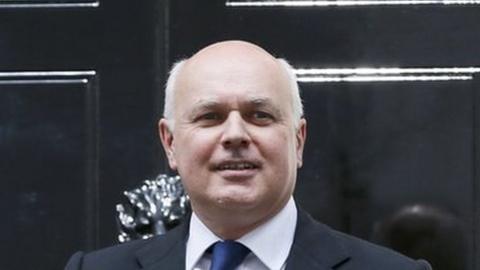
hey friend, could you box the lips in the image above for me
[213,160,261,171]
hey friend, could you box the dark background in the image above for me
[0,1,478,269]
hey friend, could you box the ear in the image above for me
[158,118,178,170]
[295,118,307,168]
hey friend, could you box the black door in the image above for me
[2,1,479,270]
[0,1,167,269]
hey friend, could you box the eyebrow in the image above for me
[248,97,270,106]
[186,96,282,118]
[187,100,221,117]
[247,97,282,116]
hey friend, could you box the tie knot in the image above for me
[210,240,251,270]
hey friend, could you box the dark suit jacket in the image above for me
[65,209,431,270]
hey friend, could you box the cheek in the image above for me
[257,129,292,159]
[174,130,218,165]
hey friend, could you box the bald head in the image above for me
[163,40,303,129]
[187,40,277,69]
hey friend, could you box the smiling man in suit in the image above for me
[65,40,431,270]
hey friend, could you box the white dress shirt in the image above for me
[186,197,297,270]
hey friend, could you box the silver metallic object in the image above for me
[115,174,190,243]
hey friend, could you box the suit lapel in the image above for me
[286,209,350,270]
[135,220,189,270]
[132,208,350,270]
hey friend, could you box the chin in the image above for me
[214,193,259,209]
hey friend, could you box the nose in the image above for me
[221,112,251,149]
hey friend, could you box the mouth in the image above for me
[215,161,260,171]
[212,160,261,172]
[212,160,260,180]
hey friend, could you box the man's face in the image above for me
[159,43,306,224]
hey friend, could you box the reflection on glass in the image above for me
[372,204,467,270]
[293,66,480,83]
[0,0,99,8]
[226,0,480,7]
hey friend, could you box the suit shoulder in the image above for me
[64,238,152,270]
[67,220,188,270]
[293,210,430,269]
[80,237,155,269]
[88,237,152,256]
[331,229,430,270]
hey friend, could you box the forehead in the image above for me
[174,55,292,111]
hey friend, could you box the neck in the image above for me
[206,219,264,240]
[192,200,289,240]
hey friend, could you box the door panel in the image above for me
[0,73,99,269]
[298,79,475,269]
[169,2,479,269]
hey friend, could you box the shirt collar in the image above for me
[186,197,297,270]
[186,211,222,270]
[237,197,297,270]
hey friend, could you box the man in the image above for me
[65,40,431,270]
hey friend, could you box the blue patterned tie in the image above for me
[210,240,251,270]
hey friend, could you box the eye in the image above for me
[200,112,220,120]
[253,111,272,119]
[193,112,223,125]
[250,111,275,125]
